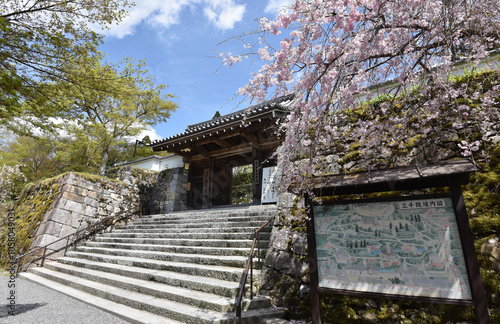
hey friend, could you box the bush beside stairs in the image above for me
[20,205,285,323]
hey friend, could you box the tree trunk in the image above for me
[99,148,109,176]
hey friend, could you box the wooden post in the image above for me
[305,193,322,324]
[449,176,490,324]
[202,158,212,209]
[252,146,263,205]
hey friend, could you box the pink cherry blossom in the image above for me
[219,0,500,192]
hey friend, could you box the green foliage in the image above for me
[0,0,131,131]
[45,56,178,175]
[0,178,62,269]
[2,56,177,180]
[331,69,500,171]
[232,165,253,204]
[1,136,62,182]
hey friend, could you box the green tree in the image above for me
[50,57,178,175]
[0,0,131,128]
[2,135,61,181]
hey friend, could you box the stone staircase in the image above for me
[20,205,284,323]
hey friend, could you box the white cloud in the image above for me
[265,0,294,14]
[203,0,246,30]
[138,126,163,142]
[97,0,246,39]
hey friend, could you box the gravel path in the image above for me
[0,274,129,324]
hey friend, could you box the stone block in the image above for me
[41,221,62,236]
[172,173,188,183]
[59,225,77,238]
[264,249,304,277]
[110,193,121,200]
[63,199,86,215]
[86,190,98,199]
[269,226,291,251]
[73,186,89,197]
[84,197,98,208]
[61,184,74,192]
[46,208,72,224]
[38,234,59,247]
[84,205,97,217]
[168,192,181,201]
[290,232,307,256]
[70,215,86,228]
[62,191,84,203]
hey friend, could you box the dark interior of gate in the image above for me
[150,95,294,209]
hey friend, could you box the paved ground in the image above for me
[0,274,129,324]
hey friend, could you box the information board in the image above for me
[261,166,278,203]
[313,196,473,301]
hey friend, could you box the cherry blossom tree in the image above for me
[222,0,500,192]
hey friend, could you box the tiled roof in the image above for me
[151,94,294,147]
[112,154,176,167]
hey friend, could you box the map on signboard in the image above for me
[314,197,472,300]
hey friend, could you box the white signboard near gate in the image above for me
[261,166,278,203]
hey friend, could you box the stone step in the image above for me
[133,207,277,224]
[121,223,273,231]
[19,272,183,324]
[92,236,269,248]
[101,231,271,240]
[61,254,258,291]
[84,241,267,258]
[22,205,283,323]
[26,267,282,324]
[74,246,252,268]
[43,262,269,313]
[129,216,275,226]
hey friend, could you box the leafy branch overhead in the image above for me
[0,0,132,124]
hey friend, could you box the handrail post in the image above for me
[250,251,254,300]
[64,236,71,256]
[235,305,241,324]
[40,247,47,267]
[257,231,261,264]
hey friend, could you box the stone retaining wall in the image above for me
[31,170,155,260]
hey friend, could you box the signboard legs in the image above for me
[305,193,322,324]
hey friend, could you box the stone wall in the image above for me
[260,193,309,315]
[482,238,500,272]
[141,167,188,214]
[31,169,156,260]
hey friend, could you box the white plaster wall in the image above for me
[130,155,184,171]
[160,155,184,170]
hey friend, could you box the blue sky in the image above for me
[96,0,293,142]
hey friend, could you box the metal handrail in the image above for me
[15,213,134,275]
[234,218,273,324]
